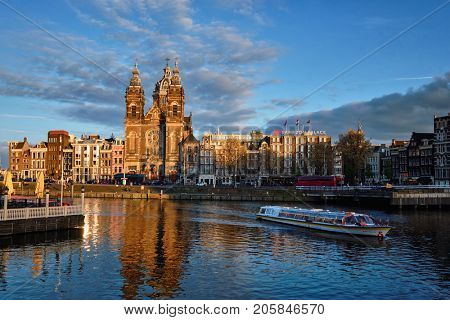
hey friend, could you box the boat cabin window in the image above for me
[356,215,374,224]
[343,215,374,225]
[343,215,358,225]
[259,208,266,214]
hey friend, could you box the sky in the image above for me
[0,0,449,167]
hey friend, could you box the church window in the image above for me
[131,106,136,117]
[128,132,137,153]
[173,105,178,116]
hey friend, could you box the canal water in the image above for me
[0,199,448,299]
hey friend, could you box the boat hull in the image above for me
[256,214,391,237]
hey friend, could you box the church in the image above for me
[124,60,193,180]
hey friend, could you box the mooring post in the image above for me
[45,188,49,218]
[81,186,85,215]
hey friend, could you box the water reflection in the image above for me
[0,199,448,299]
[0,229,83,296]
[118,201,191,299]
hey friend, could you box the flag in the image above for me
[296,119,299,126]
[283,120,287,127]
[307,120,311,124]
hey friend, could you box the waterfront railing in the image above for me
[0,205,83,221]
[295,185,450,191]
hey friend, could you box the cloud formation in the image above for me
[268,73,450,142]
[0,0,279,132]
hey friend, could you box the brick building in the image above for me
[47,130,70,179]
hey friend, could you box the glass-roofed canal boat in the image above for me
[257,206,392,237]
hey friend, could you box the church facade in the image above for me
[124,61,192,180]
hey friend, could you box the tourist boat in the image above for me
[257,206,391,237]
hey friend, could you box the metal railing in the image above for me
[295,185,450,191]
[0,205,82,221]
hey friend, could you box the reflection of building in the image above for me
[120,200,190,299]
[434,113,450,185]
[124,61,193,180]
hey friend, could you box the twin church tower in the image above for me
[124,60,193,180]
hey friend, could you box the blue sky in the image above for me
[0,0,449,166]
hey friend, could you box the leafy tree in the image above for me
[337,128,371,185]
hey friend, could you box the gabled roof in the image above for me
[182,132,199,144]
[410,132,434,142]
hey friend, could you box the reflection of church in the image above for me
[119,201,191,299]
[124,60,193,179]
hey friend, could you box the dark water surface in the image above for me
[0,199,448,299]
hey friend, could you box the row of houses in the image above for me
[8,130,124,183]
[9,112,448,186]
[180,129,333,186]
[367,113,450,185]
[8,129,334,185]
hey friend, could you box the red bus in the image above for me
[295,175,343,187]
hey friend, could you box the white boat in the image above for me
[257,206,391,237]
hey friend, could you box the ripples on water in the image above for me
[0,199,448,299]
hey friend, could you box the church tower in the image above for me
[151,59,187,179]
[124,60,192,180]
[124,62,145,173]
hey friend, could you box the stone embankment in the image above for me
[12,183,450,207]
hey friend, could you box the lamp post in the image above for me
[2,188,7,220]
[45,188,49,217]
[81,186,85,215]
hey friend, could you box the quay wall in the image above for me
[0,215,84,236]
[12,184,450,208]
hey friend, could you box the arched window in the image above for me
[131,106,136,117]
[128,132,137,153]
[173,104,178,116]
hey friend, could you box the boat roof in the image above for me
[260,206,368,218]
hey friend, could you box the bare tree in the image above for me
[309,142,333,175]
[337,128,371,184]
